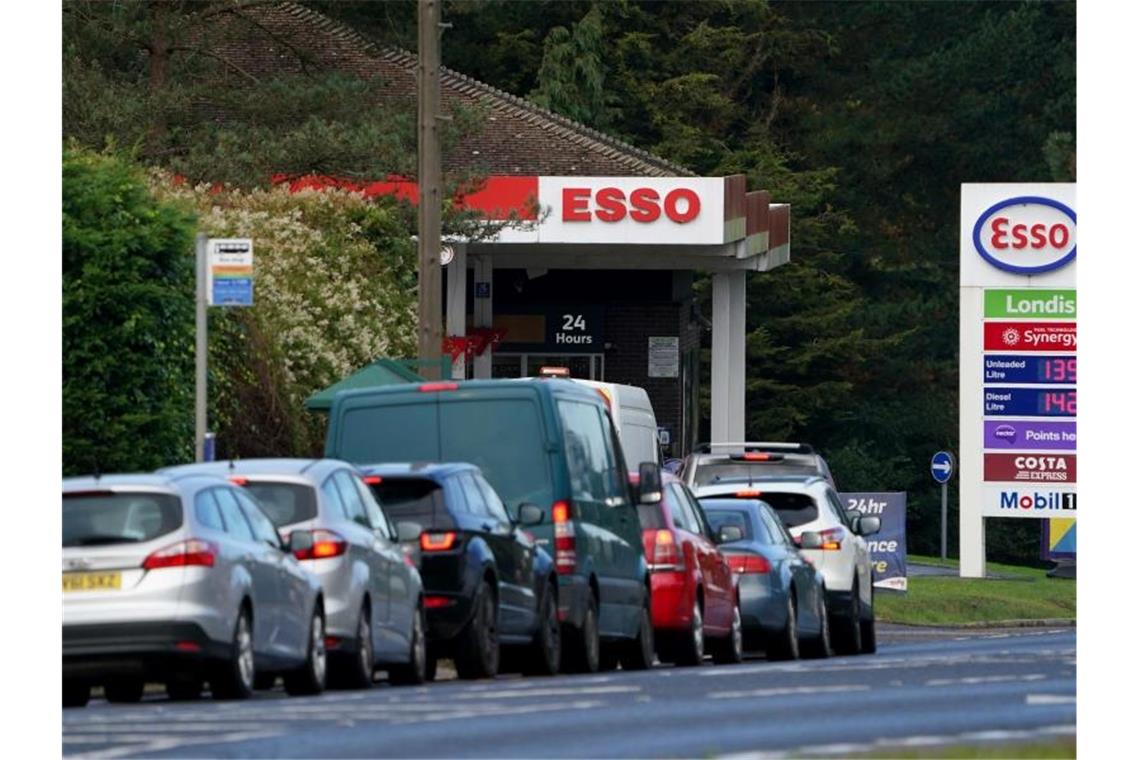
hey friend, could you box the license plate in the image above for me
[62,572,122,592]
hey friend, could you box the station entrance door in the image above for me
[491,353,605,380]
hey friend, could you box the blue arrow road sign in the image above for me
[931,451,955,484]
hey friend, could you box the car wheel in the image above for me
[166,674,203,701]
[63,681,90,708]
[802,592,832,659]
[674,598,705,667]
[860,587,877,654]
[390,605,428,686]
[767,595,799,661]
[563,589,600,674]
[335,604,375,689]
[454,580,500,679]
[212,607,255,700]
[284,606,327,697]
[712,602,744,665]
[104,677,145,704]
[523,582,561,676]
[619,598,655,671]
[833,582,863,655]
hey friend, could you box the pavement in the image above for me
[62,626,1076,758]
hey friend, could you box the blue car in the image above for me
[698,497,831,660]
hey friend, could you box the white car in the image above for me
[693,475,879,655]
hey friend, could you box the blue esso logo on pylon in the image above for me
[973,197,1076,274]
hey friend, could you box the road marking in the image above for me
[925,673,1046,686]
[709,684,870,699]
[452,685,639,699]
[1026,693,1076,705]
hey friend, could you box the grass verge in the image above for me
[875,555,1075,626]
[843,737,1075,759]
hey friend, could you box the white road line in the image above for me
[452,685,639,699]
[708,684,870,699]
[1026,693,1076,705]
[925,673,1047,686]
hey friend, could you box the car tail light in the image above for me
[728,554,771,574]
[418,382,459,392]
[818,527,845,551]
[325,636,342,649]
[362,475,382,485]
[175,641,201,652]
[651,529,685,571]
[142,539,217,570]
[294,529,348,560]
[552,500,577,575]
[424,595,456,609]
[229,476,249,486]
[420,531,458,552]
[734,489,764,498]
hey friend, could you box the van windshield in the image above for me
[338,397,553,513]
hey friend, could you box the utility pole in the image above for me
[194,233,208,462]
[417,0,443,380]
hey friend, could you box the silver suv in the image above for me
[693,475,879,655]
[682,442,837,490]
[159,459,426,688]
[63,473,326,707]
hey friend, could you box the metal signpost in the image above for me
[931,451,955,560]
[195,236,254,462]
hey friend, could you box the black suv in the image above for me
[359,463,560,679]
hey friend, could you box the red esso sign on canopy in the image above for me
[972,196,1076,275]
[562,186,701,224]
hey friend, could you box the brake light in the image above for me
[418,382,459,392]
[293,529,348,560]
[734,489,763,498]
[229,476,249,486]
[142,539,217,570]
[420,531,458,552]
[424,595,456,609]
[362,475,382,485]
[728,554,771,574]
[819,527,845,551]
[552,500,577,575]
[651,529,684,571]
[742,453,771,461]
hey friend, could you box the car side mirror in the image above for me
[287,529,314,554]
[396,521,422,543]
[638,462,663,504]
[846,509,861,524]
[717,526,743,544]
[516,503,543,526]
[799,531,824,550]
[855,516,881,536]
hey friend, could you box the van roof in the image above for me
[330,377,603,409]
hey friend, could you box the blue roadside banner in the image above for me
[839,492,908,592]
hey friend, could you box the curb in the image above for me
[878,618,1075,629]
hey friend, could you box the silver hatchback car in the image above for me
[159,459,427,688]
[63,473,327,707]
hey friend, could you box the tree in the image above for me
[63,148,197,475]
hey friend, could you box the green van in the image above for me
[324,378,656,673]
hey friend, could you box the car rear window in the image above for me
[693,460,822,487]
[760,492,819,528]
[368,478,445,528]
[703,508,754,542]
[63,492,183,547]
[238,482,318,527]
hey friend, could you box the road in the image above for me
[62,626,1075,759]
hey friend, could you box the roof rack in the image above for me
[694,442,816,455]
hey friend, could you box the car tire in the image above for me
[335,604,375,690]
[104,677,145,704]
[802,592,832,659]
[454,580,500,680]
[833,582,863,655]
[284,606,327,697]
[712,602,744,665]
[166,674,203,701]
[563,589,600,674]
[767,595,800,661]
[619,599,655,671]
[212,607,255,700]
[389,605,428,686]
[63,681,90,708]
[674,598,705,667]
[860,587,877,654]
[523,582,561,676]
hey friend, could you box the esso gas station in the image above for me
[427,174,791,456]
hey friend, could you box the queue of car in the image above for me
[62,378,879,707]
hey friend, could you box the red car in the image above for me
[632,470,743,666]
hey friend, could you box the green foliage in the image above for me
[63,148,197,475]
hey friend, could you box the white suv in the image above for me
[693,475,879,655]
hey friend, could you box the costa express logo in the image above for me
[973,196,1076,274]
[562,186,701,224]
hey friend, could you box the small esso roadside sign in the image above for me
[972,196,1076,275]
